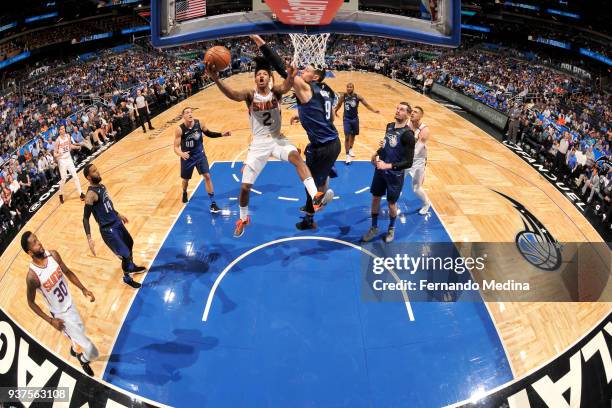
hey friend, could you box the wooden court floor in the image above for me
[0,71,609,381]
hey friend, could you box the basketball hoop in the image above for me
[289,33,330,69]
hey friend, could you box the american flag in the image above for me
[175,0,207,22]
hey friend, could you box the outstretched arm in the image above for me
[201,121,231,138]
[334,93,345,117]
[272,64,298,95]
[250,35,288,79]
[207,65,251,102]
[358,95,380,114]
[83,190,98,256]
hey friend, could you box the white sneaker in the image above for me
[419,203,431,215]
[345,154,352,165]
[349,148,355,157]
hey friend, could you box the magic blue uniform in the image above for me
[180,119,210,180]
[297,82,341,186]
[371,123,416,203]
[343,93,360,137]
[89,184,136,272]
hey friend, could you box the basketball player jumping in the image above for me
[54,124,84,204]
[207,56,332,237]
[174,107,230,210]
[248,35,342,230]
[334,83,380,165]
[23,231,98,376]
[82,164,146,289]
[406,106,431,214]
[362,102,415,243]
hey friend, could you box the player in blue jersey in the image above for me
[250,35,338,230]
[334,83,380,165]
[174,107,231,211]
[82,164,146,289]
[361,102,415,243]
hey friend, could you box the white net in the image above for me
[289,33,330,69]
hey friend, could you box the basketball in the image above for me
[204,46,231,71]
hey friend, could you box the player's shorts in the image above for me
[343,118,360,137]
[406,165,426,187]
[181,152,210,180]
[242,137,298,185]
[371,169,405,203]
[100,219,134,261]
[305,138,341,186]
[51,303,99,362]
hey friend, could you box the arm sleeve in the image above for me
[203,129,222,138]
[260,44,288,79]
[83,204,93,236]
[391,129,416,171]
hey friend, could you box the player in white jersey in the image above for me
[208,56,332,237]
[22,231,98,376]
[54,124,85,204]
[406,106,431,214]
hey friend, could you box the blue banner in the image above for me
[461,24,490,33]
[579,48,612,67]
[532,36,570,49]
[0,51,31,69]
[504,2,539,10]
[79,31,113,42]
[121,25,150,35]
[0,22,17,33]
[547,8,580,18]
[25,12,58,23]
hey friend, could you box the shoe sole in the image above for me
[210,209,222,213]
[314,189,334,212]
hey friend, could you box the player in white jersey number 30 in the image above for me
[22,231,99,376]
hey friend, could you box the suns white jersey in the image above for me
[56,134,72,161]
[30,251,72,314]
[412,123,428,167]
[249,90,282,144]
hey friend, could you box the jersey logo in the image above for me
[42,267,63,292]
[387,134,398,148]
[320,90,330,98]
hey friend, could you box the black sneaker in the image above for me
[296,217,317,230]
[70,347,77,357]
[80,360,94,376]
[210,202,221,213]
[131,265,147,274]
[182,191,188,203]
[59,194,64,204]
[123,275,141,289]
[299,205,308,213]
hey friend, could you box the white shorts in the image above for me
[406,164,426,187]
[242,137,297,185]
[53,303,99,363]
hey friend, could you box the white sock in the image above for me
[239,206,248,221]
[349,148,353,155]
[303,177,318,199]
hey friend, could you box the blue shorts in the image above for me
[181,153,209,180]
[370,169,405,203]
[100,220,133,261]
[343,118,359,137]
[305,138,341,186]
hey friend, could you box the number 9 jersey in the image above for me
[297,82,339,145]
[29,251,72,314]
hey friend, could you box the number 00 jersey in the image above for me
[249,90,282,144]
[180,119,205,156]
[30,251,72,314]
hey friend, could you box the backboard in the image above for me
[151,0,460,48]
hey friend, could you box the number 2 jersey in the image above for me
[249,90,282,145]
[30,251,72,314]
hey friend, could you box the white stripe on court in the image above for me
[278,196,299,201]
[202,236,415,322]
[232,173,239,182]
[251,188,262,195]
[355,187,370,194]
